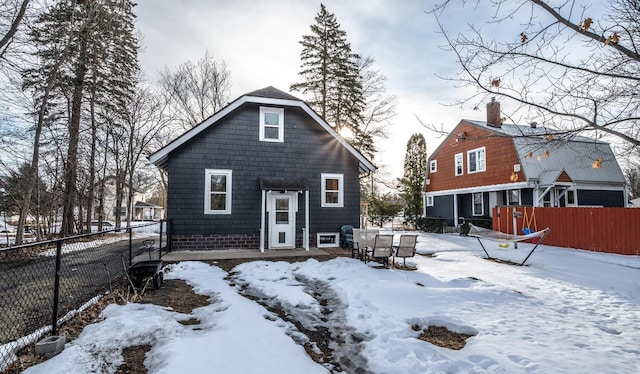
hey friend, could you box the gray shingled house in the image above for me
[149,87,376,251]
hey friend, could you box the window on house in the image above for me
[112,207,126,217]
[259,107,284,142]
[426,195,434,207]
[467,147,486,173]
[473,192,484,215]
[566,190,576,206]
[507,190,520,206]
[321,173,343,207]
[454,153,463,176]
[205,169,232,214]
[542,191,552,207]
[429,160,437,173]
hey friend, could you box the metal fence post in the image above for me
[158,220,163,261]
[51,240,63,336]
[128,227,133,266]
[168,218,172,253]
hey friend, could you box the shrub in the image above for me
[415,217,446,233]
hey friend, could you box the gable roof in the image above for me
[245,86,302,101]
[149,86,376,173]
[513,135,625,185]
[431,119,625,185]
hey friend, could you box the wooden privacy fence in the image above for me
[492,206,640,256]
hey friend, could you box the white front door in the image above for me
[268,193,296,248]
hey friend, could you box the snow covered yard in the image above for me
[23,233,640,373]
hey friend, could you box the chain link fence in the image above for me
[0,220,169,372]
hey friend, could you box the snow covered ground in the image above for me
[22,232,640,373]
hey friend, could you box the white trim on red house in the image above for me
[425,181,532,197]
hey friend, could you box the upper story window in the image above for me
[429,160,437,173]
[321,173,343,207]
[454,153,463,176]
[259,107,284,142]
[467,147,486,174]
[205,169,232,214]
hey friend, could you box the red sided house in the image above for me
[424,99,628,226]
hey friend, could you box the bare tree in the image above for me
[122,85,173,226]
[430,0,639,151]
[159,50,231,129]
[351,56,395,159]
[0,0,30,62]
[626,156,640,198]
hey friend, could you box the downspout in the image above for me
[305,190,309,250]
[260,190,265,252]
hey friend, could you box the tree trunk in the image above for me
[114,171,124,229]
[61,25,89,236]
[85,68,98,233]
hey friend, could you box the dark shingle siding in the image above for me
[167,104,361,238]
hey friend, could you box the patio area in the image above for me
[134,247,332,263]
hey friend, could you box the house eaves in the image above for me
[148,90,376,174]
[424,181,533,197]
[536,169,566,186]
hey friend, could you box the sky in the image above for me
[16,231,640,373]
[134,0,488,183]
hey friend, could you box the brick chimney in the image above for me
[486,97,501,127]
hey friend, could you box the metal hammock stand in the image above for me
[468,224,551,266]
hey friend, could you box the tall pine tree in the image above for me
[290,3,364,134]
[22,0,139,235]
[398,133,427,226]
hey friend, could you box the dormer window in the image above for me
[259,107,284,142]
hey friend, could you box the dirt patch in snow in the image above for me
[414,325,475,350]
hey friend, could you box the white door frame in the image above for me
[267,192,297,249]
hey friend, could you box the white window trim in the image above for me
[472,192,484,216]
[454,153,463,176]
[565,189,577,206]
[429,160,437,173]
[259,107,284,142]
[467,147,486,174]
[317,232,340,248]
[321,173,344,207]
[204,169,232,214]
[507,189,520,206]
[426,195,434,207]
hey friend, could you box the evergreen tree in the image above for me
[398,133,427,227]
[367,192,404,227]
[22,0,139,235]
[291,3,364,134]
